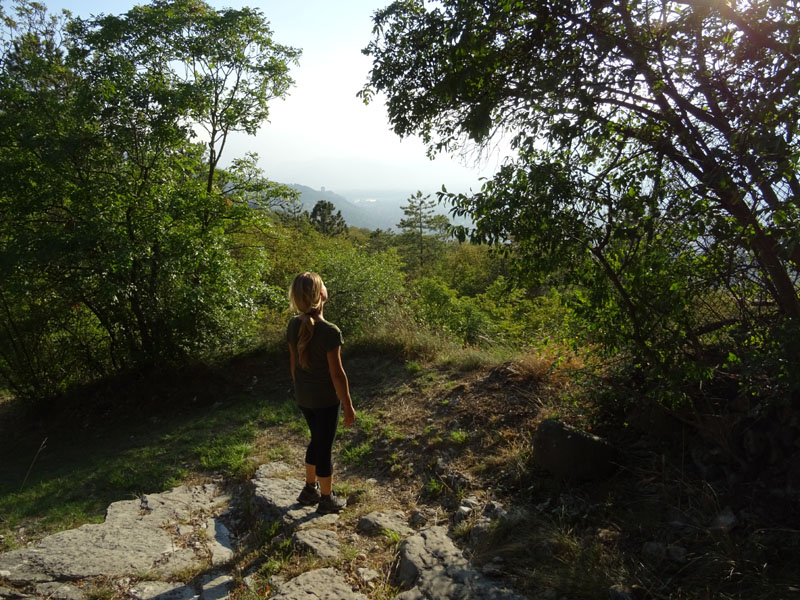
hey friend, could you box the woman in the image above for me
[286,272,356,513]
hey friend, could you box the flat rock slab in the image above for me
[250,462,339,529]
[292,529,340,559]
[199,573,234,600]
[356,510,412,538]
[270,567,368,600]
[395,526,526,600]
[205,519,235,566]
[0,484,230,585]
[34,582,85,600]
[0,585,36,599]
[129,581,197,600]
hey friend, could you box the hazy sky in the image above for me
[48,0,501,193]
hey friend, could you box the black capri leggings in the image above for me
[300,404,341,478]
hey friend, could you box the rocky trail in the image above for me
[0,461,527,600]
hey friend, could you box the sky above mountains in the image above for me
[49,0,504,193]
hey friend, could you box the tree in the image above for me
[310,200,347,236]
[363,0,800,386]
[69,0,300,194]
[0,0,298,398]
[397,191,450,273]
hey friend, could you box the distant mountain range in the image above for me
[286,184,469,232]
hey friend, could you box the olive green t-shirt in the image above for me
[286,316,343,408]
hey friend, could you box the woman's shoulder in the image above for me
[286,315,301,333]
[318,318,341,332]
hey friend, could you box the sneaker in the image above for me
[297,482,321,506]
[316,492,346,514]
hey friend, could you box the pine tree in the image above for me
[397,191,449,272]
[310,200,347,236]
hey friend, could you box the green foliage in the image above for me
[0,0,299,398]
[309,200,347,236]
[0,378,283,543]
[424,476,444,495]
[310,240,405,337]
[355,411,378,436]
[381,527,403,545]
[412,276,572,347]
[404,360,421,375]
[434,242,506,297]
[362,0,800,402]
[396,190,450,274]
[196,427,256,477]
[340,440,372,465]
[448,429,468,444]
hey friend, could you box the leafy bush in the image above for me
[310,240,405,337]
[411,276,574,348]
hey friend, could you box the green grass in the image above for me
[381,423,404,440]
[355,411,378,436]
[0,387,301,548]
[405,360,422,375]
[340,440,372,465]
[448,429,469,444]
[381,528,404,546]
[424,476,444,495]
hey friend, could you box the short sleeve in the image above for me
[286,317,298,344]
[322,323,343,352]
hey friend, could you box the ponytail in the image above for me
[296,314,316,369]
[289,272,325,370]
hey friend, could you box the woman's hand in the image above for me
[342,404,356,427]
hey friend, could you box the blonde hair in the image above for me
[289,272,324,369]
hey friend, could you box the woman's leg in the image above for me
[307,404,341,493]
[305,463,317,486]
[300,406,318,478]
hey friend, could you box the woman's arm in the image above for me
[327,346,355,426]
[288,343,296,382]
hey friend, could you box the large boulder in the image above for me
[532,418,621,481]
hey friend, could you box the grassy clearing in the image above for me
[0,354,303,550]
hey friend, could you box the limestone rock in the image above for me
[200,573,234,600]
[484,501,508,521]
[409,510,428,528]
[295,514,339,531]
[34,582,85,600]
[460,496,481,509]
[356,567,380,586]
[205,519,235,566]
[0,585,37,599]
[532,418,621,481]
[0,484,228,584]
[250,463,338,529]
[128,581,197,600]
[292,529,340,559]
[395,526,526,600]
[270,567,368,600]
[453,506,472,524]
[356,510,412,537]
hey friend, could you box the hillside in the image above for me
[0,347,797,599]
[287,184,466,231]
